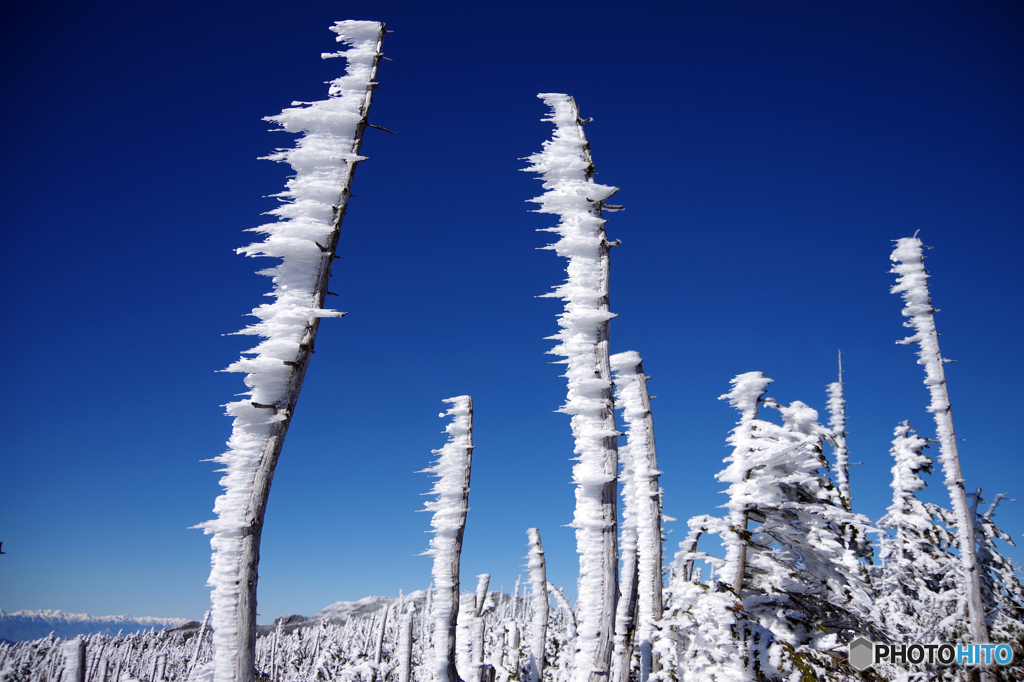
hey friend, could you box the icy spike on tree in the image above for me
[194,21,386,682]
[422,396,475,682]
[524,93,620,682]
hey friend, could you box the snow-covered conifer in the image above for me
[890,236,991,652]
[194,21,386,682]
[663,374,874,681]
[873,422,959,646]
[524,93,621,682]
[610,352,663,682]
[423,396,475,682]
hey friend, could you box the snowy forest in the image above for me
[3,15,1024,682]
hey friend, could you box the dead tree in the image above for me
[424,396,476,682]
[198,21,387,682]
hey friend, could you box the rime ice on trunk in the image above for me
[524,93,620,682]
[890,237,991,660]
[610,352,663,682]
[826,351,851,504]
[423,396,475,682]
[526,529,549,682]
[194,21,386,682]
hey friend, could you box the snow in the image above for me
[192,20,384,682]
[524,93,619,682]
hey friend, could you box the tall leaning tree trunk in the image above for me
[890,237,992,680]
[195,21,386,682]
[610,352,663,682]
[423,396,476,682]
[525,93,620,682]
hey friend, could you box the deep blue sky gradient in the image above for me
[2,1,1022,623]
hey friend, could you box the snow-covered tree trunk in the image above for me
[423,396,475,682]
[526,529,548,682]
[195,21,386,682]
[826,351,850,504]
[62,638,85,682]
[397,604,414,682]
[890,237,991,662]
[525,93,620,682]
[610,352,663,682]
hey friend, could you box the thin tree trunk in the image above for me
[398,605,415,682]
[890,237,991,681]
[826,350,851,504]
[610,354,663,682]
[526,529,549,682]
[189,611,211,679]
[612,548,639,682]
[527,94,620,682]
[426,396,475,682]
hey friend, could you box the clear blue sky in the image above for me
[2,1,1021,623]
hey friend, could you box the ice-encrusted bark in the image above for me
[524,93,620,682]
[890,237,990,656]
[422,397,475,682]
[610,352,663,682]
[526,529,548,682]
[825,352,850,504]
[195,21,385,682]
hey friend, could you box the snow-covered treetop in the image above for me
[421,396,474,537]
[225,20,384,409]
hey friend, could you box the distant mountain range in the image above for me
[0,609,190,642]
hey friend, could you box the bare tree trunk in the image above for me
[612,548,639,682]
[890,237,992,682]
[826,351,851,504]
[398,605,415,682]
[189,611,211,679]
[374,605,390,667]
[526,530,549,682]
[610,355,664,682]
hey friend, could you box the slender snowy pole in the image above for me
[526,529,549,682]
[525,93,620,682]
[610,352,663,682]
[398,605,415,682]
[826,351,851,504]
[195,21,386,682]
[423,396,475,682]
[890,238,991,663]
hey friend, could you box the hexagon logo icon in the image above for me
[848,637,874,671]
